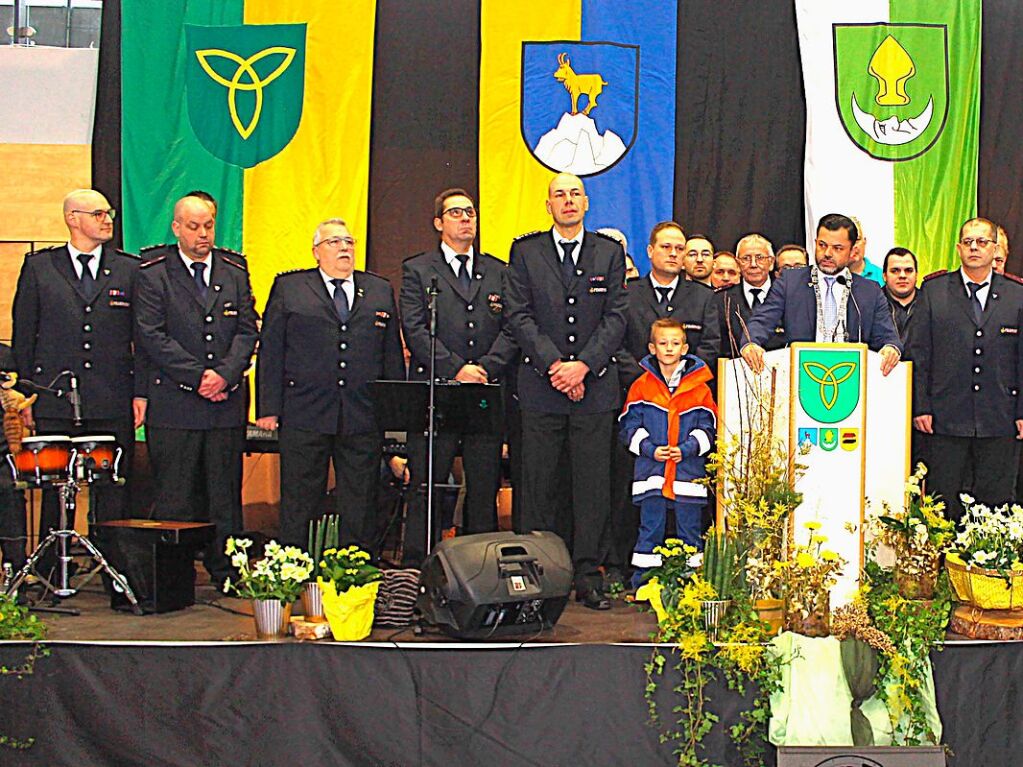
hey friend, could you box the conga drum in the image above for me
[10,435,74,487]
[71,435,122,484]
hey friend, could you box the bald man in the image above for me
[12,190,145,579]
[134,195,259,586]
[505,173,628,610]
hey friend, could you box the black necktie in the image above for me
[332,278,350,321]
[191,261,208,299]
[560,241,578,283]
[967,281,987,324]
[655,286,671,306]
[456,254,471,292]
[77,253,96,295]
[749,287,762,308]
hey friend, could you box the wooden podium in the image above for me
[718,344,912,603]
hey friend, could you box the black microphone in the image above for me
[69,372,83,426]
[835,275,863,343]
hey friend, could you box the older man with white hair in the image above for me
[256,218,404,553]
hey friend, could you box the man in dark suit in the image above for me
[256,218,404,553]
[718,233,786,358]
[504,173,628,610]
[908,217,1023,520]
[134,195,258,585]
[620,221,720,380]
[399,189,517,565]
[12,189,146,576]
[604,221,720,585]
[741,213,902,375]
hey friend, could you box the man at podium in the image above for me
[740,213,902,375]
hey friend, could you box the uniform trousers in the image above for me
[0,456,27,571]
[35,416,135,576]
[600,439,639,575]
[925,434,1019,522]
[520,409,614,591]
[146,425,243,582]
[632,496,703,589]
[404,430,502,566]
[278,427,382,555]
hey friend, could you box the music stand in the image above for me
[370,380,503,558]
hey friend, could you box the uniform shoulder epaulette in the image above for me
[25,244,59,258]
[140,243,171,255]
[1001,271,1023,285]
[922,269,948,282]
[140,255,166,268]
[593,230,624,245]
[214,246,246,258]
[625,274,642,285]
[692,280,714,290]
[361,269,389,282]
[713,284,733,294]
[513,230,542,241]
[275,267,307,278]
[402,251,430,264]
[114,248,140,260]
[220,255,246,271]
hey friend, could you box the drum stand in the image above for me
[4,473,143,616]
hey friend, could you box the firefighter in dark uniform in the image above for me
[12,189,145,576]
[504,173,628,610]
[399,188,518,565]
[718,233,786,358]
[604,221,721,586]
[908,217,1023,521]
[256,218,404,553]
[134,195,258,585]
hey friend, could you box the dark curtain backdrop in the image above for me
[93,1,1023,275]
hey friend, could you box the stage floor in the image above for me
[29,569,661,645]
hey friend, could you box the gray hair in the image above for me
[313,218,348,246]
[735,233,774,259]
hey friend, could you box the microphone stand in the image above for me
[425,277,440,558]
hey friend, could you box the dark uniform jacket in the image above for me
[717,281,786,359]
[883,287,917,344]
[505,229,628,414]
[400,248,518,382]
[907,270,1023,438]
[257,269,404,435]
[619,277,720,386]
[744,266,902,353]
[12,244,142,420]
[135,247,258,430]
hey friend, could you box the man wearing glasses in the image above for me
[12,189,146,577]
[256,218,404,554]
[135,195,258,586]
[718,233,784,358]
[907,218,1023,521]
[741,213,901,375]
[504,173,628,610]
[398,189,517,566]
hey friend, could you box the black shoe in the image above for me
[576,587,611,611]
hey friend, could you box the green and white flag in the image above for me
[796,0,981,275]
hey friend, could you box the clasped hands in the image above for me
[654,445,682,463]
[199,369,229,401]
[549,359,588,402]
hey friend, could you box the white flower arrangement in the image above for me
[223,537,314,602]
[951,496,1023,574]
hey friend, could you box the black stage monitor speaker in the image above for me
[417,531,573,639]
[95,520,215,614]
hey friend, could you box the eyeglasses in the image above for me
[736,254,774,265]
[72,208,116,221]
[442,206,477,220]
[960,237,995,248]
[316,236,356,249]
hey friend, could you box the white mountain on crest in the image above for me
[532,112,627,175]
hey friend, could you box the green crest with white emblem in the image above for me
[833,23,948,161]
[798,349,861,424]
[185,23,306,168]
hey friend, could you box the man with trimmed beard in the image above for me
[741,213,901,375]
[882,247,918,343]
[683,234,714,287]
